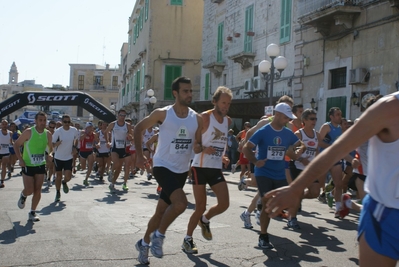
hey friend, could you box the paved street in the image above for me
[0,167,363,267]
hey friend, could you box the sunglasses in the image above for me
[119,114,127,117]
[63,121,71,123]
[308,118,318,121]
[49,126,55,129]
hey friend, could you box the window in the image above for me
[112,76,118,89]
[330,67,347,89]
[93,76,103,89]
[280,0,292,43]
[205,73,210,101]
[244,5,254,52]
[217,22,224,62]
[77,106,83,117]
[133,24,137,44]
[128,33,131,54]
[145,0,149,21]
[78,75,84,90]
[141,63,145,90]
[171,0,182,5]
[164,65,182,100]
[140,9,144,30]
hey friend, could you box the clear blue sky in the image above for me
[0,0,134,87]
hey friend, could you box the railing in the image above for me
[297,0,373,17]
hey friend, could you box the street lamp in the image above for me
[258,43,288,106]
[144,89,157,112]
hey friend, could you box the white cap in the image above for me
[85,122,93,128]
[274,103,296,119]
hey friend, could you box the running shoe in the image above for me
[55,191,61,202]
[122,183,129,191]
[109,184,116,194]
[240,211,253,229]
[135,239,150,265]
[18,193,26,209]
[238,177,247,191]
[0,182,4,188]
[198,219,212,240]
[258,234,274,249]
[231,164,236,174]
[83,179,89,186]
[8,171,11,178]
[287,218,301,230]
[339,193,351,219]
[62,181,69,194]
[28,211,40,222]
[150,232,165,258]
[147,174,152,181]
[182,237,198,254]
[318,193,327,204]
[326,193,334,208]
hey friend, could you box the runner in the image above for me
[52,115,79,202]
[242,103,305,249]
[182,86,232,254]
[79,122,98,186]
[15,111,53,221]
[266,92,399,267]
[134,76,202,264]
[0,120,12,188]
[95,121,110,181]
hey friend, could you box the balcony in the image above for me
[229,52,256,69]
[298,0,365,37]
[203,62,226,76]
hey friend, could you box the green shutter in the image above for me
[171,0,182,6]
[133,24,137,44]
[164,65,182,100]
[280,0,291,43]
[145,0,149,21]
[205,73,210,101]
[326,96,346,122]
[244,5,253,52]
[140,9,144,30]
[142,63,145,90]
[217,22,224,62]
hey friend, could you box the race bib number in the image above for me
[305,147,317,157]
[169,139,192,155]
[115,140,125,149]
[30,153,44,165]
[1,144,9,149]
[267,146,285,160]
[85,142,93,149]
[209,146,224,160]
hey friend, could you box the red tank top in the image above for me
[80,133,95,152]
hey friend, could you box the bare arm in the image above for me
[13,129,32,167]
[193,114,204,154]
[318,124,330,149]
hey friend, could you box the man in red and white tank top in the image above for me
[79,122,98,186]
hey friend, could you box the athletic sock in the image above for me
[201,215,209,223]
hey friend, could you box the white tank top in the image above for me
[0,130,11,154]
[365,92,399,209]
[112,122,127,149]
[98,130,109,153]
[295,129,318,170]
[192,111,228,169]
[153,105,197,173]
[142,129,154,149]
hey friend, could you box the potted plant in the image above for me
[234,32,241,37]
[247,31,255,36]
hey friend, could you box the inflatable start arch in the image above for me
[0,91,116,122]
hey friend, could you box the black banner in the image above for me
[0,91,116,122]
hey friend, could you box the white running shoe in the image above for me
[238,177,247,191]
[240,211,253,229]
[231,164,236,174]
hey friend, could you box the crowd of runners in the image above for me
[1,76,397,266]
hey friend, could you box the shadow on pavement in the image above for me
[185,252,230,267]
[0,221,35,244]
[95,193,127,204]
[40,201,66,215]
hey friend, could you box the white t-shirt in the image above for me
[52,127,79,160]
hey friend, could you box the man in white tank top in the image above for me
[266,92,399,266]
[103,109,133,193]
[0,120,12,188]
[182,86,232,254]
[133,77,202,265]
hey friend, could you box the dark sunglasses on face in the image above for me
[119,114,127,117]
[308,117,317,121]
[63,121,71,123]
[49,126,55,129]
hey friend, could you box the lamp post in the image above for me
[258,43,288,106]
[144,89,157,113]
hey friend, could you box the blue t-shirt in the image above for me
[249,124,299,180]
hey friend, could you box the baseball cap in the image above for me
[85,122,93,128]
[274,103,296,119]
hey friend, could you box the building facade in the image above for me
[197,0,298,132]
[121,0,204,122]
[68,63,121,123]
